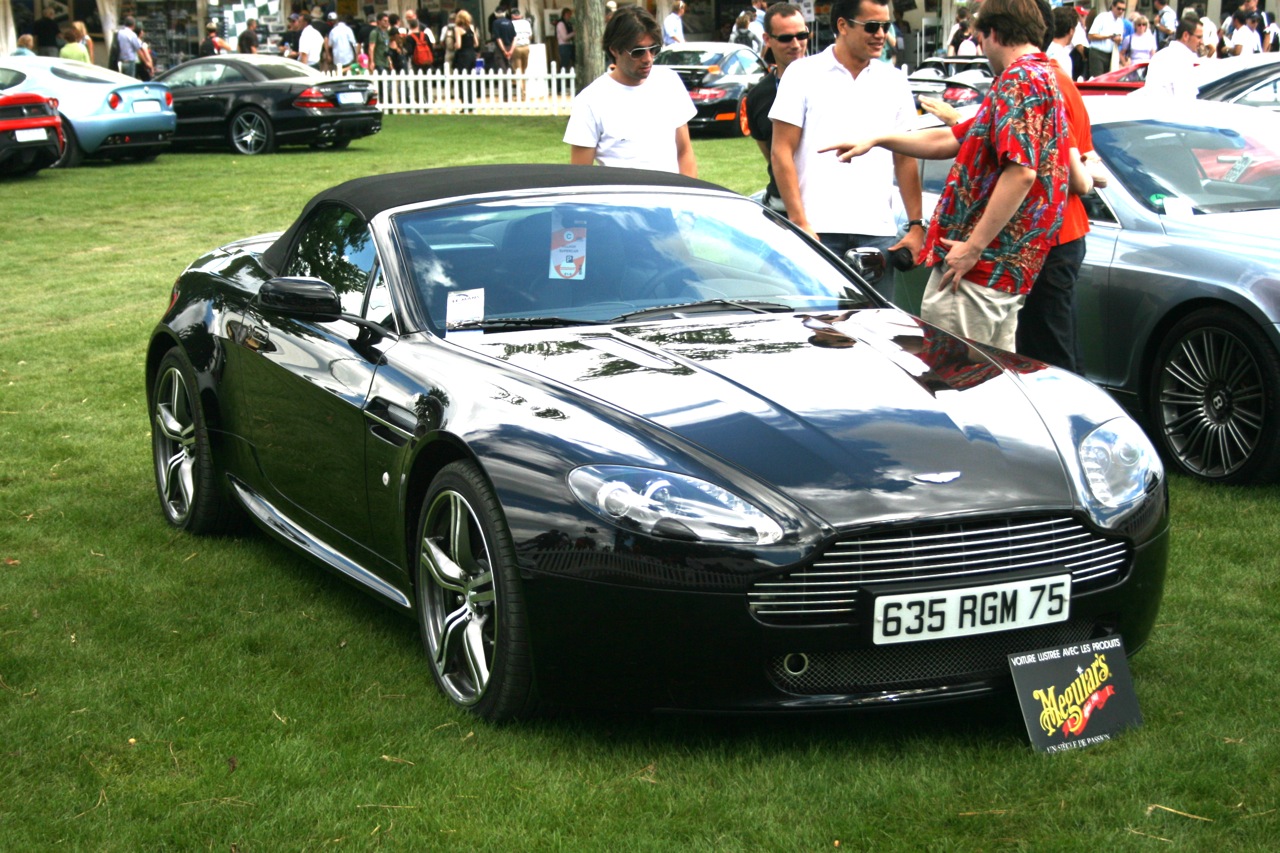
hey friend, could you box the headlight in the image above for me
[568,465,784,545]
[1078,418,1161,513]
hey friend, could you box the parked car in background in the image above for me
[907,56,993,111]
[148,164,1168,720]
[1196,54,1280,113]
[914,98,1280,484]
[154,55,381,155]
[1075,62,1149,96]
[0,91,63,176]
[0,57,174,167]
[656,42,767,136]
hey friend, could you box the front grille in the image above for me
[749,516,1129,625]
[767,620,1096,695]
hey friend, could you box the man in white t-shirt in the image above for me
[769,0,922,303]
[564,6,697,175]
[1226,11,1263,55]
[510,8,534,98]
[1142,18,1203,98]
[298,16,326,68]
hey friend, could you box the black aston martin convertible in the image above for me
[146,165,1168,720]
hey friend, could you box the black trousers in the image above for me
[1017,237,1087,373]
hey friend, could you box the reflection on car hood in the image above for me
[459,310,1074,527]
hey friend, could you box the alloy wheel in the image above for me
[153,365,197,523]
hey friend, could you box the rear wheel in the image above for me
[151,348,237,533]
[413,461,537,721]
[1148,307,1280,483]
[54,119,83,168]
[229,108,276,155]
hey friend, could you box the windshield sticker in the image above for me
[549,227,586,280]
[446,287,485,329]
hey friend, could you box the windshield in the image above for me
[1094,116,1280,214]
[392,192,875,336]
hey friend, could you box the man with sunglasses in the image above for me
[564,5,697,176]
[1086,0,1127,78]
[769,0,923,304]
[745,4,811,215]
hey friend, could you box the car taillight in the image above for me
[165,91,173,107]
[368,91,377,106]
[293,87,335,108]
[690,87,727,101]
[108,92,122,110]
[48,97,59,110]
[943,86,980,106]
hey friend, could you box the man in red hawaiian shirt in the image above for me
[821,0,1070,351]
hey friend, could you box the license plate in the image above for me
[336,91,363,105]
[15,127,48,142]
[872,575,1071,645]
[133,99,162,113]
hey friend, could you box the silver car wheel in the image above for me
[153,365,197,524]
[1155,315,1278,482]
[230,109,274,155]
[419,488,497,707]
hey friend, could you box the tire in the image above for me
[735,96,751,138]
[413,461,537,721]
[54,119,83,168]
[151,348,237,534]
[1148,307,1280,484]
[229,108,276,155]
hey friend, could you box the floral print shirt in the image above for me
[921,52,1069,296]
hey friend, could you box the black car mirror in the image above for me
[844,247,886,284]
[256,276,342,321]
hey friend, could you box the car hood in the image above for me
[1161,208,1280,245]
[455,310,1075,527]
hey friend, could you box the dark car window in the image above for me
[51,65,116,84]
[0,69,26,89]
[164,62,247,88]
[285,205,378,316]
[1238,79,1280,109]
[251,60,319,81]
[657,50,726,67]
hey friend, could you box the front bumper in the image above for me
[520,511,1169,713]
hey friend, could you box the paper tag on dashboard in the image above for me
[549,227,586,280]
[446,287,484,328]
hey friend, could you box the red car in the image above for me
[1075,63,1149,96]
[0,91,64,176]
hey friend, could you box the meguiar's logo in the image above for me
[1032,654,1115,738]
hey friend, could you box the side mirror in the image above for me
[256,276,342,321]
[844,247,887,284]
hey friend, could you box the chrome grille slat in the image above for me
[749,516,1130,623]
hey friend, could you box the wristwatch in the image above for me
[906,219,926,229]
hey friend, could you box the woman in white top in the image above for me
[1124,16,1158,64]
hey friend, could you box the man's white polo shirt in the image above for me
[768,46,915,236]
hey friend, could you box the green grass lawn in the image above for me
[3,115,1280,849]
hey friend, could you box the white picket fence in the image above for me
[357,66,578,116]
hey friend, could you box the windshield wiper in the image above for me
[610,299,793,323]
[449,316,598,332]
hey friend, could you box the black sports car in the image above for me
[147,165,1168,720]
[657,42,767,136]
[154,55,381,155]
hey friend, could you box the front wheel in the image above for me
[151,348,238,533]
[1148,307,1280,484]
[413,461,537,721]
[229,108,276,155]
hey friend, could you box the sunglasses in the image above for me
[844,18,891,35]
[770,30,810,42]
[625,44,662,57]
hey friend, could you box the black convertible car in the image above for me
[154,55,380,155]
[147,166,1168,719]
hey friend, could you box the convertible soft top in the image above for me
[261,164,727,275]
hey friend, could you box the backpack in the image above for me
[731,28,754,47]
[199,35,218,57]
[411,32,434,68]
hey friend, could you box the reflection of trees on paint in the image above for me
[285,206,374,307]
